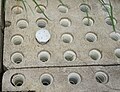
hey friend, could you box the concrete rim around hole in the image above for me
[61,33,73,43]
[17,19,29,29]
[11,73,25,87]
[114,48,120,58]
[11,35,24,45]
[11,52,24,64]
[82,17,94,26]
[105,17,117,26]
[11,5,24,14]
[60,18,72,27]
[80,3,91,12]
[95,71,109,84]
[68,72,81,85]
[38,51,51,62]
[35,4,46,13]
[89,49,102,61]
[36,18,48,28]
[64,50,77,62]
[85,32,97,42]
[40,73,53,86]
[110,32,120,41]
[58,4,68,13]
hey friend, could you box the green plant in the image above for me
[98,0,116,32]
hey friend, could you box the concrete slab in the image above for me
[2,66,120,92]
[3,0,120,69]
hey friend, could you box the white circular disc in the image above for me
[36,29,51,44]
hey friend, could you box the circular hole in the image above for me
[80,4,91,12]
[40,74,53,86]
[110,32,120,41]
[11,73,25,87]
[105,17,117,26]
[102,4,110,12]
[95,71,109,84]
[58,5,68,13]
[60,18,71,27]
[61,33,73,43]
[83,17,94,26]
[36,18,48,28]
[11,52,23,64]
[114,49,120,58]
[38,51,50,62]
[12,6,23,14]
[35,29,51,44]
[17,19,28,29]
[11,35,24,45]
[64,50,76,61]
[35,5,46,13]
[68,73,81,85]
[89,49,102,60]
[85,33,97,42]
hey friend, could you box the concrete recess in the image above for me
[2,66,120,92]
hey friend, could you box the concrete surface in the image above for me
[2,66,120,92]
[3,0,120,69]
[2,0,120,91]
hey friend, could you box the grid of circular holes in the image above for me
[95,71,109,84]
[11,73,25,87]
[17,19,28,29]
[82,17,94,26]
[11,52,23,64]
[12,6,23,14]
[68,73,81,85]
[11,35,24,45]
[35,5,46,13]
[64,50,76,61]
[36,18,48,28]
[40,74,53,86]
[80,4,91,12]
[85,33,97,42]
[61,33,73,43]
[110,32,120,41]
[89,49,102,60]
[114,48,120,58]
[60,18,71,27]
[105,17,117,26]
[58,5,68,13]
[38,51,51,62]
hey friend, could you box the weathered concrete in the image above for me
[3,0,120,69]
[2,0,120,91]
[2,66,120,92]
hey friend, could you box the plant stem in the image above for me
[98,0,116,32]
[32,0,51,20]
